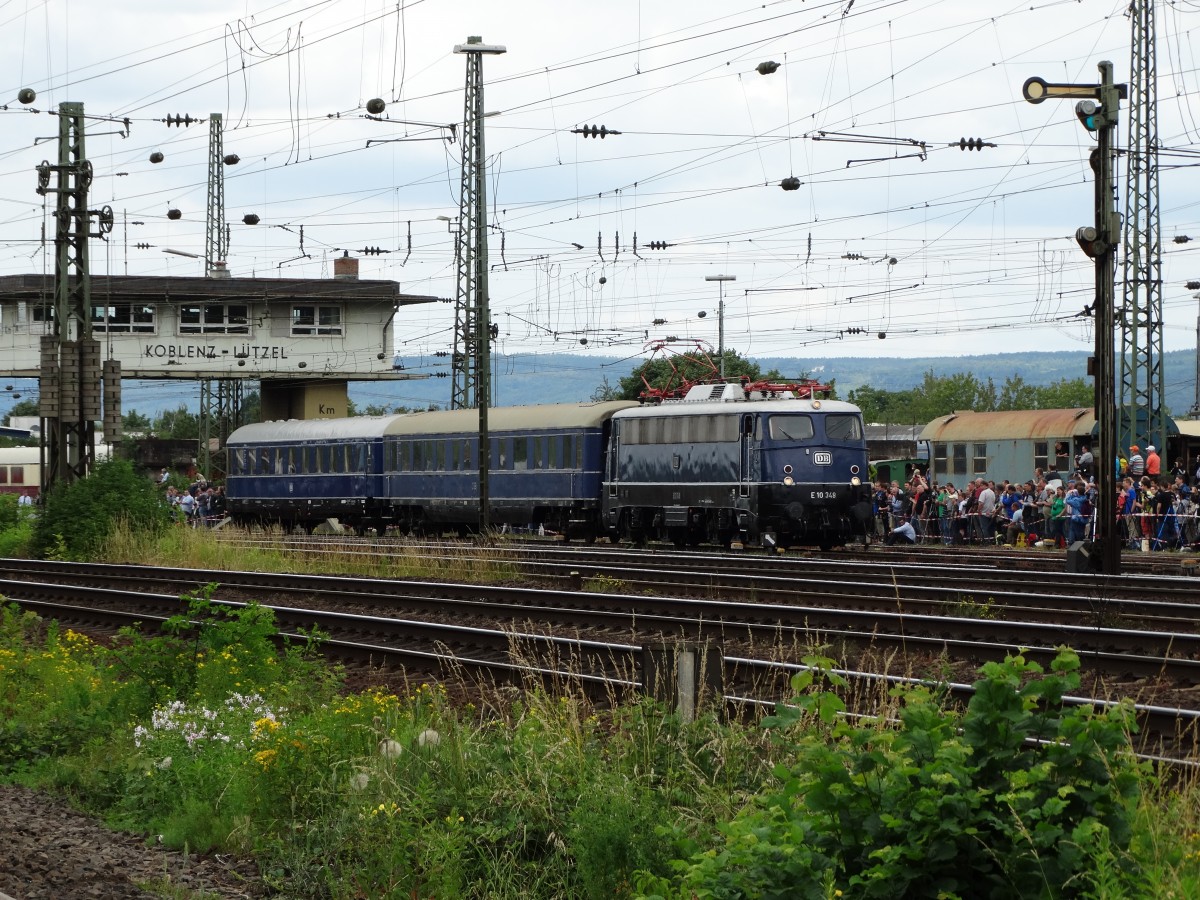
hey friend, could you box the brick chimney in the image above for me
[334,251,359,280]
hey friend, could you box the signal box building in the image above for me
[0,262,439,420]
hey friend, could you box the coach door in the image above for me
[739,414,753,497]
[607,421,619,497]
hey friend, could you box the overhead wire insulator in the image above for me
[360,246,386,256]
[780,176,801,191]
[134,242,152,250]
[572,124,622,139]
[842,252,867,261]
[164,113,197,127]
[756,60,780,75]
[242,214,260,225]
[955,137,995,151]
[647,240,671,250]
[1187,281,1200,291]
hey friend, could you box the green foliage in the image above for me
[121,409,152,432]
[617,349,769,400]
[1,398,39,425]
[653,650,1145,899]
[849,369,1096,423]
[32,458,169,560]
[150,404,200,439]
[0,495,35,557]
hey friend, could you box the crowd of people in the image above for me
[160,468,228,526]
[876,443,1200,551]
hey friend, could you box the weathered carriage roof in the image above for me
[919,409,1095,442]
[229,402,639,444]
[228,416,407,444]
[384,401,639,436]
[613,398,862,418]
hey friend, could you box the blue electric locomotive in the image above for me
[603,383,873,548]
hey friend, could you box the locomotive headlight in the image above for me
[850,476,861,486]
[811,399,822,410]
[783,475,795,486]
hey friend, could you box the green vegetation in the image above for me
[848,370,1094,424]
[2,494,1200,897]
[33,458,170,560]
[617,349,813,400]
[2,588,1200,897]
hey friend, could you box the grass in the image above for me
[4,518,1200,897]
[102,519,525,584]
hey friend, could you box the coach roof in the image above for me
[383,401,639,436]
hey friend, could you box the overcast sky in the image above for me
[3,0,1200,406]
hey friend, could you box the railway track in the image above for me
[2,558,1199,763]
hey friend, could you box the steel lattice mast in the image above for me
[450,37,505,532]
[1119,0,1166,452]
[199,112,240,478]
[37,103,104,491]
[450,37,504,411]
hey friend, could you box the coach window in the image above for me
[0,467,7,485]
[952,444,967,476]
[513,437,527,468]
[1034,442,1049,471]
[462,439,472,469]
[550,437,562,469]
[933,444,948,477]
[412,441,424,471]
[450,441,459,470]
[435,441,445,471]
[533,437,545,468]
[972,443,987,475]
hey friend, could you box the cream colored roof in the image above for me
[919,408,1095,442]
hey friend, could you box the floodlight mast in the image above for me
[704,275,736,378]
[452,36,505,535]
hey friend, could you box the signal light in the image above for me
[1075,225,1105,258]
[1075,100,1103,132]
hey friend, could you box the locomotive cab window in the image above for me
[767,416,814,441]
[824,414,862,441]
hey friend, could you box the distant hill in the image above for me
[352,349,1199,419]
[3,350,1195,423]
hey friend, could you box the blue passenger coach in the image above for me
[227,401,637,536]
[226,415,401,531]
[604,384,873,548]
[381,401,636,537]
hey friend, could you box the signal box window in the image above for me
[180,303,249,335]
[92,303,156,333]
[291,305,342,336]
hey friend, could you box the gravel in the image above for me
[0,786,270,899]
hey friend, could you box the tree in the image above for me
[590,377,621,402]
[123,409,152,432]
[2,399,39,426]
[152,405,200,440]
[616,349,765,400]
